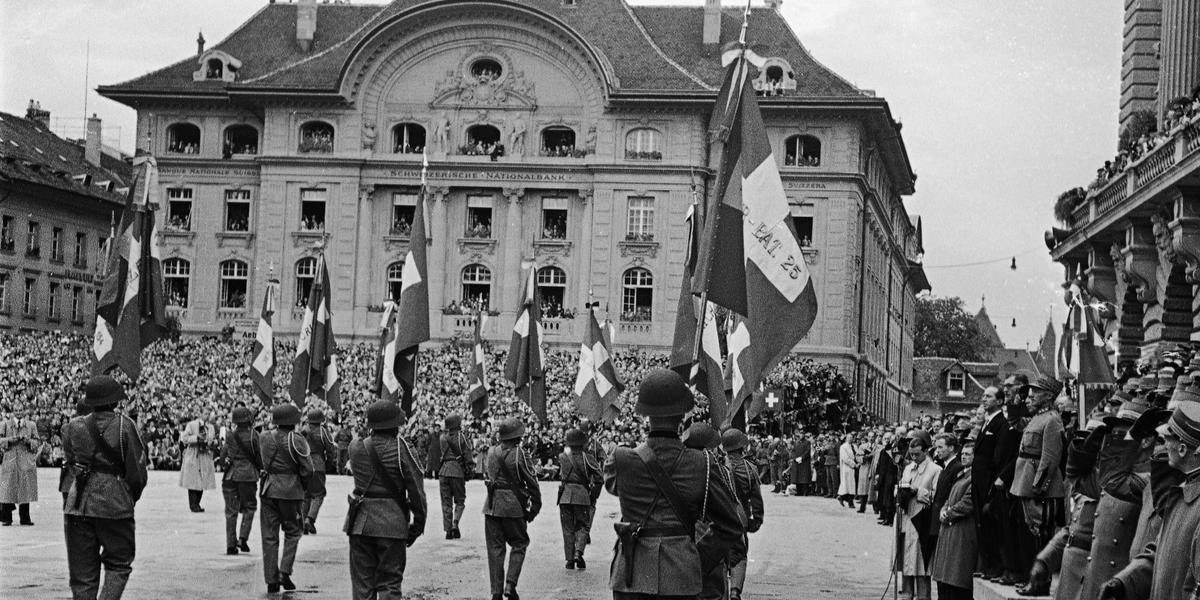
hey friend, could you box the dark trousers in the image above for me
[187,489,205,510]
[0,502,30,524]
[559,504,591,560]
[484,515,529,595]
[613,593,696,600]
[260,497,302,585]
[64,515,136,600]
[728,533,749,593]
[1001,493,1035,581]
[439,477,466,532]
[222,481,257,547]
[976,490,1004,576]
[937,581,973,600]
[769,461,785,492]
[826,466,839,495]
[303,471,327,522]
[348,534,407,600]
[699,561,726,600]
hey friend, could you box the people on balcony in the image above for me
[300,216,325,232]
[168,141,199,154]
[1088,90,1200,191]
[393,143,425,155]
[391,219,413,237]
[225,217,249,232]
[539,144,586,158]
[542,223,565,240]
[299,127,334,153]
[466,217,491,239]
[443,297,491,315]
[620,307,652,322]
[165,215,191,232]
[222,141,257,158]
[540,301,575,319]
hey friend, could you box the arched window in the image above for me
[471,58,503,82]
[166,123,201,154]
[621,268,654,321]
[392,123,426,154]
[784,135,821,167]
[625,128,662,160]
[386,261,404,301]
[463,124,501,156]
[540,127,577,157]
[205,58,223,80]
[223,125,258,157]
[218,260,248,309]
[536,266,567,318]
[298,121,334,154]
[461,264,492,311]
[162,258,191,308]
[295,257,317,307]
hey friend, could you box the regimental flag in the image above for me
[250,277,278,406]
[693,43,818,422]
[373,300,399,398]
[574,304,625,423]
[670,203,728,425]
[92,209,122,375]
[288,255,340,413]
[388,156,432,415]
[467,312,489,418]
[92,157,167,379]
[505,261,546,422]
[1058,284,1115,391]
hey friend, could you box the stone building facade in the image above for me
[99,0,924,420]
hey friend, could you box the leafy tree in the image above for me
[913,296,990,361]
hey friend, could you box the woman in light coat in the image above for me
[836,434,859,507]
[930,443,977,600]
[179,415,217,512]
[0,410,40,525]
[897,430,942,600]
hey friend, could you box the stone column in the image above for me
[1151,211,1193,348]
[1158,0,1200,118]
[1119,220,1166,361]
[501,187,526,314]
[428,186,450,320]
[1167,187,1200,340]
[576,187,594,311]
[352,185,376,331]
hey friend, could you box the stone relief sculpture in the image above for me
[510,119,526,156]
[361,123,377,151]
[434,112,452,151]
[585,124,597,154]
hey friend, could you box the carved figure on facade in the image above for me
[585,123,597,154]
[1168,191,1200,284]
[432,67,536,108]
[434,113,452,151]
[361,123,377,151]
[509,119,527,156]
[1118,232,1159,305]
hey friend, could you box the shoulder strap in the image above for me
[366,439,409,513]
[265,431,283,472]
[635,445,695,528]
[86,416,124,468]
[234,430,263,471]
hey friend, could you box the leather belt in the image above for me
[1067,533,1092,551]
[1018,451,1041,459]
[638,526,693,538]
[355,490,398,499]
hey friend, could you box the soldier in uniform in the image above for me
[438,413,473,539]
[604,369,743,600]
[302,408,336,534]
[61,375,148,600]
[768,436,788,494]
[221,406,261,555]
[722,428,764,600]
[558,428,601,570]
[482,417,542,600]
[258,403,313,594]
[579,419,607,538]
[1009,376,1066,582]
[344,400,427,600]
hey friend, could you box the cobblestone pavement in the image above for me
[3,469,894,599]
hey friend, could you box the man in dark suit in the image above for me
[345,400,426,600]
[604,369,743,600]
[483,417,541,600]
[973,385,1010,578]
[928,433,963,600]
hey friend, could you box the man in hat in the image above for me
[438,413,473,539]
[301,408,336,534]
[604,369,742,600]
[557,428,601,570]
[722,428,764,600]
[61,375,148,600]
[1100,402,1200,600]
[258,403,313,594]
[1009,376,1067,586]
[345,400,426,600]
[483,417,542,600]
[179,411,217,512]
[220,406,261,555]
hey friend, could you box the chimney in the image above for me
[703,0,722,46]
[25,99,51,128]
[197,31,206,55]
[764,0,782,11]
[85,114,102,167]
[297,0,317,52]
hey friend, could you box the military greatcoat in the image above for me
[1078,430,1147,600]
[1112,473,1200,600]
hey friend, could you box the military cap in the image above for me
[1130,407,1171,440]
[1159,402,1200,447]
[682,422,720,450]
[366,400,405,429]
[84,375,125,407]
[721,428,749,452]
[636,369,695,417]
[497,417,525,441]
[564,428,587,447]
[1105,394,1151,426]
[1156,367,1177,395]
[306,408,326,424]
[271,403,302,427]
[231,406,254,424]
[444,413,463,430]
[1028,376,1064,397]
[1170,382,1200,410]
[74,400,93,417]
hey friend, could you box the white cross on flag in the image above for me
[249,277,277,405]
[574,304,625,423]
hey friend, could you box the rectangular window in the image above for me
[166,188,193,231]
[48,281,60,318]
[541,197,568,240]
[0,215,14,252]
[391,193,417,236]
[0,272,8,311]
[23,277,35,315]
[947,371,965,396]
[789,205,814,247]
[224,189,251,231]
[74,232,87,266]
[51,227,64,262]
[626,196,654,240]
[98,235,108,262]
[71,285,82,322]
[465,195,493,238]
[300,188,326,231]
[26,221,40,257]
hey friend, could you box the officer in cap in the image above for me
[557,428,601,569]
[345,400,426,600]
[604,369,742,599]
[722,428,764,600]
[221,406,261,555]
[257,403,313,593]
[577,419,607,541]
[61,375,148,600]
[483,417,541,600]
[301,408,336,534]
[1009,375,1067,581]
[438,413,474,539]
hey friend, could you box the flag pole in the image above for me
[305,248,322,409]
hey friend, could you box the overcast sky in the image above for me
[0,0,1122,350]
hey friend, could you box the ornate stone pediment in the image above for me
[618,240,659,259]
[1084,242,1117,305]
[431,48,538,109]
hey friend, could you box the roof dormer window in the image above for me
[753,58,798,96]
[192,50,242,83]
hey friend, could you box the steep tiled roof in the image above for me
[101,0,865,97]
[0,112,131,206]
[974,305,1005,350]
